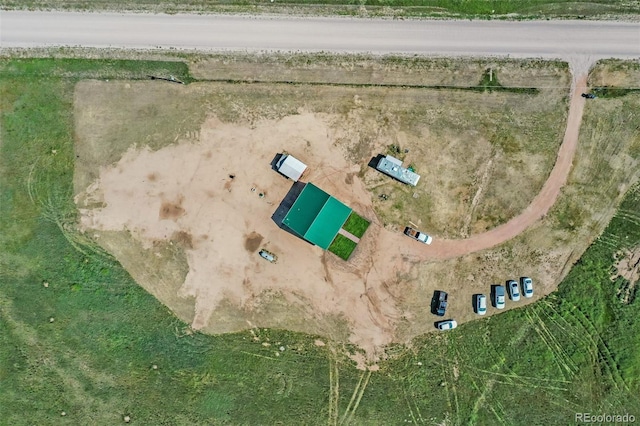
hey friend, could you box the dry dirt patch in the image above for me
[615,247,640,284]
[588,59,640,88]
[613,247,640,305]
[190,54,569,89]
[77,110,412,355]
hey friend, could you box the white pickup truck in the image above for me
[404,227,433,245]
[258,249,277,263]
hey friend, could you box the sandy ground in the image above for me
[78,112,410,355]
[76,70,587,360]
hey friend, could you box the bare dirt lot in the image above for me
[74,57,640,360]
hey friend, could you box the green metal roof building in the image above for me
[282,183,352,250]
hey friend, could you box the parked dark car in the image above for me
[581,93,597,99]
[435,291,448,316]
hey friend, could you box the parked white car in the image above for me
[521,277,534,298]
[258,249,277,263]
[437,320,457,330]
[404,227,433,245]
[475,294,487,315]
[507,280,521,302]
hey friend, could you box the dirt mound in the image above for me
[613,247,640,304]
[615,247,640,284]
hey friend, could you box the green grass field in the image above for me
[1,57,639,424]
[1,0,638,18]
[328,234,358,260]
[341,212,370,239]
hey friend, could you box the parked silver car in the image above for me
[507,280,520,302]
[494,285,506,309]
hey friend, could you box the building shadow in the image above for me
[271,181,310,243]
[368,154,385,170]
[270,153,284,172]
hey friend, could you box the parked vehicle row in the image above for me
[491,277,534,310]
[435,277,534,330]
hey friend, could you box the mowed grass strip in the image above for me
[0,57,192,82]
[328,234,358,260]
[342,212,370,239]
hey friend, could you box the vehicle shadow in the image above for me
[367,154,385,170]
[490,285,499,308]
[430,291,439,315]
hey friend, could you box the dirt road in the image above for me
[412,73,588,259]
[2,12,639,59]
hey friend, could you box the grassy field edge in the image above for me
[1,0,639,20]
[1,55,639,424]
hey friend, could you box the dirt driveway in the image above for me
[412,74,587,259]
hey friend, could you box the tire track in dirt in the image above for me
[339,371,364,425]
[460,152,498,238]
[405,67,589,260]
[328,353,340,426]
[340,370,372,425]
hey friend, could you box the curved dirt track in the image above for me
[402,72,588,260]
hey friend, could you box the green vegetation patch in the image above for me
[591,86,640,99]
[342,212,370,239]
[328,234,358,260]
[0,56,340,425]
